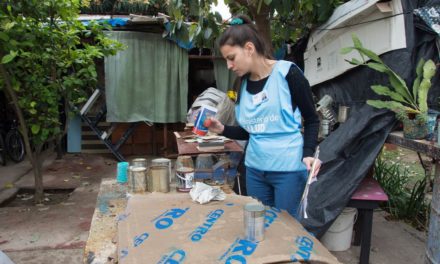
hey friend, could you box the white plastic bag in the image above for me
[187,88,236,126]
[189,182,226,204]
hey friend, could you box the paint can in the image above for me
[129,166,147,193]
[192,105,218,136]
[244,202,265,242]
[147,165,170,193]
[151,158,172,183]
[175,155,194,192]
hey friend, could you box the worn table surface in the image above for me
[84,179,128,264]
[175,131,243,155]
[386,131,440,159]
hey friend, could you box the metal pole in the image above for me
[426,161,440,264]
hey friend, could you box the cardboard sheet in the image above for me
[117,193,341,263]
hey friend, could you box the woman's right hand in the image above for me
[204,117,225,134]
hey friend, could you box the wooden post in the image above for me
[426,161,440,264]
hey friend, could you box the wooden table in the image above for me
[348,177,388,264]
[84,179,342,264]
[386,131,439,264]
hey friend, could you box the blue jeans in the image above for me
[246,167,307,218]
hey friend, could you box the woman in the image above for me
[206,15,321,218]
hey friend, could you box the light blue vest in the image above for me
[236,60,306,172]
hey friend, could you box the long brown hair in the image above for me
[220,15,273,104]
[219,15,273,60]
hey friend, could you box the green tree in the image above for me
[165,0,345,51]
[0,0,123,203]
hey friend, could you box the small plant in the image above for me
[341,34,436,124]
[374,153,429,230]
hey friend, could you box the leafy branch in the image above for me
[341,34,436,119]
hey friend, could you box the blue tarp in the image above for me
[81,18,129,27]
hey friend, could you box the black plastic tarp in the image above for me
[299,0,440,236]
[299,105,396,236]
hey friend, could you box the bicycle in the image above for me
[0,119,25,166]
[0,126,5,166]
[4,119,25,163]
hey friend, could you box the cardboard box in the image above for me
[118,193,341,263]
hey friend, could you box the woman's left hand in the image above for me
[302,157,322,177]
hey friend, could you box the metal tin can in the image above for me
[244,202,265,242]
[147,165,170,193]
[151,158,172,183]
[338,106,350,123]
[129,166,147,193]
[131,158,147,168]
[321,119,330,137]
[175,155,194,192]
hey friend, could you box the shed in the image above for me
[69,15,235,158]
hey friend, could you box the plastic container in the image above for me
[192,105,217,136]
[321,207,357,251]
[116,162,129,183]
[195,154,215,181]
[244,202,265,242]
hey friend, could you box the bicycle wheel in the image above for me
[5,129,25,162]
[0,135,6,166]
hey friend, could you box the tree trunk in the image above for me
[56,135,63,160]
[253,6,273,56]
[233,0,273,55]
[33,145,44,203]
[0,60,44,204]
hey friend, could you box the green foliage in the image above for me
[374,154,429,229]
[164,0,225,49]
[248,0,344,49]
[79,0,168,15]
[80,0,347,50]
[343,34,437,121]
[0,0,124,146]
[163,0,346,50]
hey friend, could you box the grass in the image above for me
[380,145,426,183]
[375,146,431,230]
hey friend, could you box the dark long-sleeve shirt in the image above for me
[223,64,320,158]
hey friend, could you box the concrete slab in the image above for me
[0,152,57,205]
[0,188,18,206]
[5,248,82,264]
[14,153,113,190]
[331,210,426,264]
[0,160,32,190]
[0,154,116,253]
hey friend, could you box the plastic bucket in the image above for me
[321,207,357,251]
